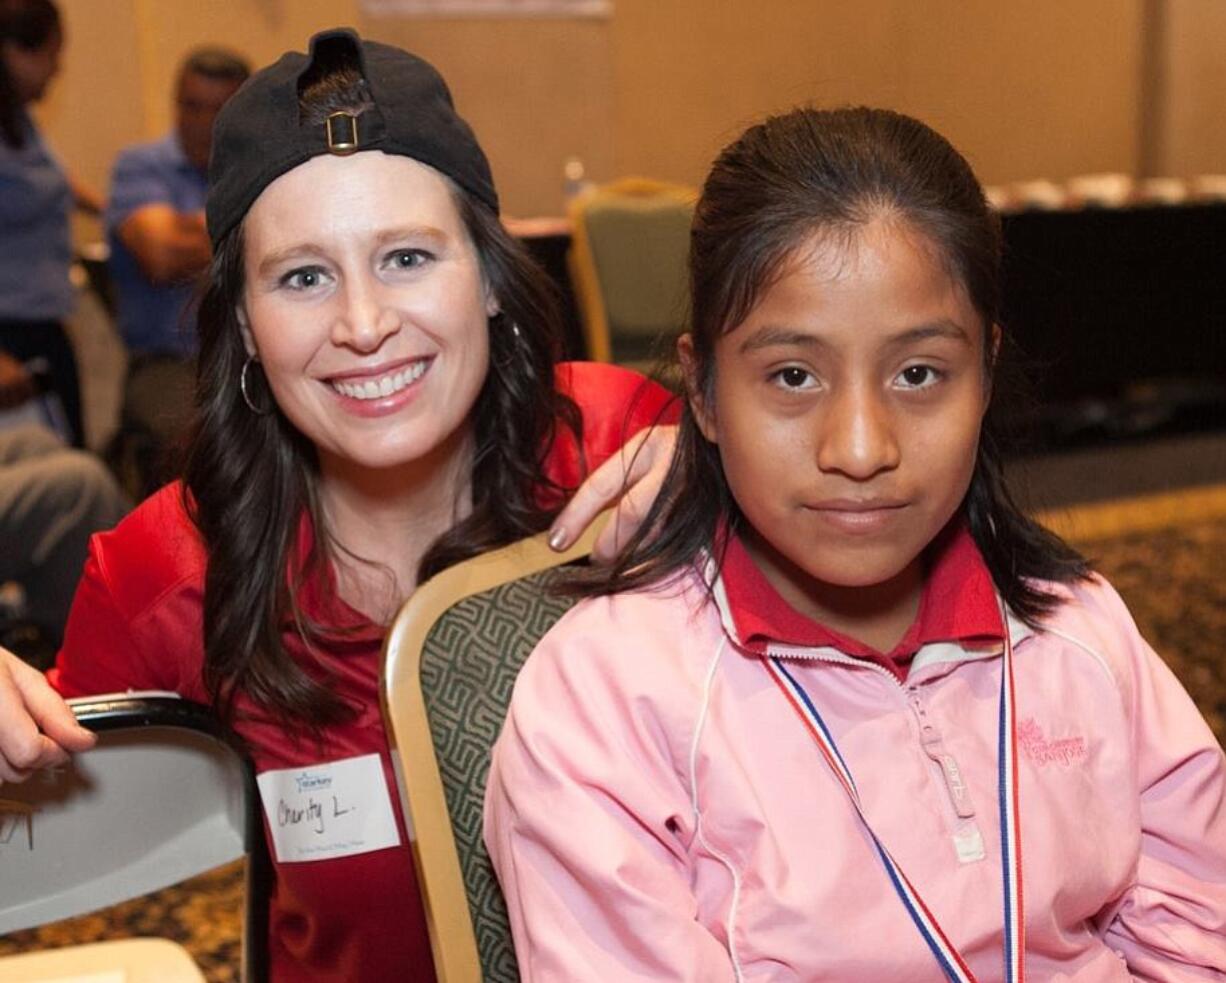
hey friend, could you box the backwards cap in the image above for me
[205,27,498,247]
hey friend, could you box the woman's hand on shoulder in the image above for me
[0,647,95,784]
[550,424,677,563]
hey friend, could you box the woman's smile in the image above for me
[325,356,433,410]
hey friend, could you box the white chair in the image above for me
[0,693,270,981]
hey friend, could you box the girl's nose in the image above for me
[331,276,401,352]
[816,384,901,480]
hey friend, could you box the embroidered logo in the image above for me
[1018,718,1087,767]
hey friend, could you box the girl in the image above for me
[485,107,1226,981]
[0,29,677,982]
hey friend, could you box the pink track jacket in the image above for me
[486,565,1226,981]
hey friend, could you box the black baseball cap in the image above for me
[206,28,498,247]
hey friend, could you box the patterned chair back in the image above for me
[382,526,601,983]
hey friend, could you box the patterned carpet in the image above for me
[2,491,1224,982]
[1038,486,1226,742]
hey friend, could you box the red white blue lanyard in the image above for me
[763,624,1024,983]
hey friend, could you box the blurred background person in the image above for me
[0,0,101,448]
[105,46,249,495]
[0,350,127,664]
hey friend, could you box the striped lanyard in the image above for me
[763,625,1024,983]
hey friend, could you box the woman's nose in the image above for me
[815,384,901,480]
[331,276,400,352]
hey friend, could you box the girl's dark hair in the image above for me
[183,56,580,729]
[0,0,59,148]
[598,106,1088,625]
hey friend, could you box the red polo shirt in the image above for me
[719,520,1004,680]
[51,361,679,983]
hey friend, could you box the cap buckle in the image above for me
[326,112,360,155]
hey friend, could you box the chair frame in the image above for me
[0,695,271,983]
[566,176,696,363]
[381,521,603,983]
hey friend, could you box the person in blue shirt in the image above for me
[0,0,102,447]
[105,46,249,490]
[0,420,128,655]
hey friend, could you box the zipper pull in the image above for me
[909,693,977,819]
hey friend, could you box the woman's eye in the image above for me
[386,249,430,270]
[773,366,816,390]
[280,267,327,291]
[897,364,941,389]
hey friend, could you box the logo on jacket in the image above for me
[1018,718,1087,767]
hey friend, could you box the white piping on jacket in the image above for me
[688,632,745,983]
[1034,624,1128,715]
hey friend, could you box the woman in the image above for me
[0,29,677,981]
[0,0,101,445]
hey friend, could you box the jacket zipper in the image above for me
[765,645,991,863]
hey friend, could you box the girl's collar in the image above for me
[709,518,1011,678]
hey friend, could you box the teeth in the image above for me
[331,360,428,400]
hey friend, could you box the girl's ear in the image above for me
[983,322,1003,405]
[236,304,257,358]
[677,333,717,443]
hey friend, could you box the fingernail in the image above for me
[548,527,567,551]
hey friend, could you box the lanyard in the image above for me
[763,624,1024,983]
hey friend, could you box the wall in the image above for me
[31,0,1219,224]
[1156,0,1226,177]
[609,1,1145,192]
[33,0,142,237]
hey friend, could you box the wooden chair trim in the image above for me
[567,193,613,363]
[380,518,605,983]
[590,176,697,202]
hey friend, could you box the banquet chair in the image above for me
[567,177,695,368]
[0,693,271,982]
[382,520,604,982]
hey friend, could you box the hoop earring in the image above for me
[490,310,523,340]
[489,315,526,372]
[240,357,272,415]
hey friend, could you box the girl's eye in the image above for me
[280,266,328,291]
[896,364,941,389]
[773,366,817,390]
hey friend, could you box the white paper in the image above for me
[256,753,401,863]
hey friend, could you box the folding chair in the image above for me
[382,523,602,982]
[0,693,271,981]
[567,177,695,369]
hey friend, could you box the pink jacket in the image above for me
[485,570,1226,981]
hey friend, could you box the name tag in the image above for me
[256,753,401,863]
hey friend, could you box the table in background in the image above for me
[1000,203,1226,445]
[507,216,587,361]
